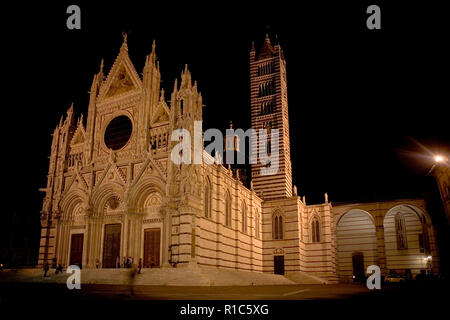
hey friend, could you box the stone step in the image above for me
[1,267,298,286]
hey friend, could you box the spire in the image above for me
[251,41,255,51]
[160,88,165,102]
[258,34,275,60]
[173,78,178,93]
[181,64,192,89]
[229,120,233,129]
[67,103,74,116]
[77,114,84,126]
[121,32,128,52]
[98,59,104,84]
[149,39,156,64]
[90,73,98,91]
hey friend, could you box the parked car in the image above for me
[384,274,406,283]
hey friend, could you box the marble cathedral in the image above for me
[39,35,440,282]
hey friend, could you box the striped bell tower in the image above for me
[250,35,293,200]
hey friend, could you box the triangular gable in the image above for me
[98,46,142,101]
[62,168,89,197]
[151,101,170,124]
[71,122,85,146]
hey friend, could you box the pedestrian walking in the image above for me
[43,261,49,277]
[138,258,142,274]
[128,265,138,297]
[55,263,63,274]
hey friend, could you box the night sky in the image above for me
[2,2,449,263]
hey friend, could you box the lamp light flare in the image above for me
[434,155,444,163]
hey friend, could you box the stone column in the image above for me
[126,213,144,266]
[86,216,102,268]
[161,213,172,267]
[323,204,337,281]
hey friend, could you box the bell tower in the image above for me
[250,35,293,200]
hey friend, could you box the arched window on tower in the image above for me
[204,178,211,218]
[241,202,247,234]
[225,191,232,227]
[311,218,320,243]
[273,213,283,240]
[395,213,408,250]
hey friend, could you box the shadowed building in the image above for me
[39,35,440,282]
[430,161,450,224]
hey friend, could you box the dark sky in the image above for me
[3,0,449,220]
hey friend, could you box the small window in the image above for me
[241,202,247,233]
[225,192,231,227]
[204,178,211,218]
[273,215,283,240]
[311,219,320,243]
[255,212,260,239]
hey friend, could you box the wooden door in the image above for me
[69,233,84,267]
[274,255,285,275]
[352,252,365,282]
[144,228,161,268]
[102,224,121,268]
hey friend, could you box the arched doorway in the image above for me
[336,209,377,282]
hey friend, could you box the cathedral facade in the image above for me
[39,35,440,283]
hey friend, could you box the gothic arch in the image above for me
[90,182,125,216]
[384,204,429,225]
[59,190,88,220]
[127,176,165,212]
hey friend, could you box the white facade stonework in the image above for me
[39,36,439,282]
